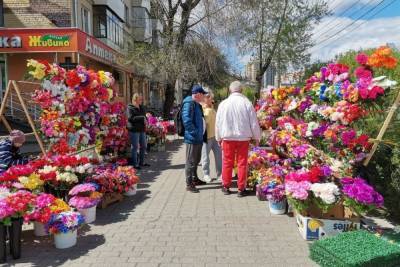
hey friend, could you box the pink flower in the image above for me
[286,181,311,200]
[356,53,368,65]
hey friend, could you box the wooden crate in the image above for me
[98,192,123,209]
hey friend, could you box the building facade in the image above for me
[0,0,164,108]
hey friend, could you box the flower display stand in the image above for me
[54,230,77,249]
[98,193,123,209]
[0,224,6,263]
[33,222,48,237]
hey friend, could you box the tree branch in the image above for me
[257,0,289,81]
[186,0,233,29]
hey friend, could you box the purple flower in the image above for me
[341,177,384,207]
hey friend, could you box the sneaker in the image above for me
[221,187,231,195]
[217,176,222,182]
[202,175,212,183]
[193,178,207,186]
[186,184,199,193]
[237,189,247,198]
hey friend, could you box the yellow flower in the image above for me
[50,199,70,213]
[18,173,44,190]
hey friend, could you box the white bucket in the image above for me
[34,222,48,237]
[54,230,77,249]
[268,199,287,215]
[78,206,96,224]
[124,184,137,196]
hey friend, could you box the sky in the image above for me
[226,0,400,74]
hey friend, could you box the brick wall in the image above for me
[4,0,72,28]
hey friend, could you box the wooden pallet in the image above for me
[98,192,123,209]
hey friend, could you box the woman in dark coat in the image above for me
[127,94,150,169]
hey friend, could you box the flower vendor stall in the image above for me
[0,61,141,263]
[146,113,168,152]
[252,46,398,241]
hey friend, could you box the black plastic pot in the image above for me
[0,224,6,263]
[9,218,22,260]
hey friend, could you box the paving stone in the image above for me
[6,141,315,266]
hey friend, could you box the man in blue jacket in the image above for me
[182,85,207,193]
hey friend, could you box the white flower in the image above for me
[77,166,85,174]
[284,123,294,132]
[39,165,58,174]
[18,176,29,184]
[0,187,10,200]
[311,183,340,204]
[330,112,344,122]
[65,166,72,172]
[309,104,319,112]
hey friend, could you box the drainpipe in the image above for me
[72,0,78,28]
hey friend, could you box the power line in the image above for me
[311,0,396,54]
[313,0,368,38]
[310,0,386,52]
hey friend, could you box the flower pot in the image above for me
[9,218,22,259]
[256,184,267,201]
[34,222,48,237]
[78,206,96,224]
[0,224,6,263]
[54,230,77,249]
[268,199,287,215]
[124,184,137,196]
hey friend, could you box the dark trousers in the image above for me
[185,143,202,185]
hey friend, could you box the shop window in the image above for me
[81,7,90,34]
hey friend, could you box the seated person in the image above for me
[0,130,29,173]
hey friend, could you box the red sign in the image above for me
[0,28,78,52]
[0,28,127,69]
[77,31,119,65]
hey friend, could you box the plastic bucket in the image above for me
[268,199,287,215]
[54,230,77,249]
[124,184,137,196]
[34,222,48,237]
[78,206,96,224]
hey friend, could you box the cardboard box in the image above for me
[296,213,360,240]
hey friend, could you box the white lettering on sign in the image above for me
[0,36,22,48]
[85,38,116,63]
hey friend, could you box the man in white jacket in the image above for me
[215,81,261,197]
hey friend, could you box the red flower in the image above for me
[66,70,81,88]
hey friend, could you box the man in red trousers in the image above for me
[215,81,261,197]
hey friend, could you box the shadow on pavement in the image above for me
[9,230,105,267]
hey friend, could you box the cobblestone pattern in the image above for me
[6,140,317,267]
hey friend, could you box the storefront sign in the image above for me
[0,29,77,52]
[84,37,116,64]
[28,34,70,47]
[0,36,22,48]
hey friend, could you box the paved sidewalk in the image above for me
[8,140,317,267]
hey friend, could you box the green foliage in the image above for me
[242,87,256,102]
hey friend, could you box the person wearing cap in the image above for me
[215,81,261,197]
[201,91,222,183]
[0,130,29,173]
[182,85,208,193]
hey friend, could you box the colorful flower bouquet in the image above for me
[0,190,36,226]
[45,211,84,234]
[87,165,139,194]
[28,60,128,155]
[25,193,70,225]
[68,183,102,209]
